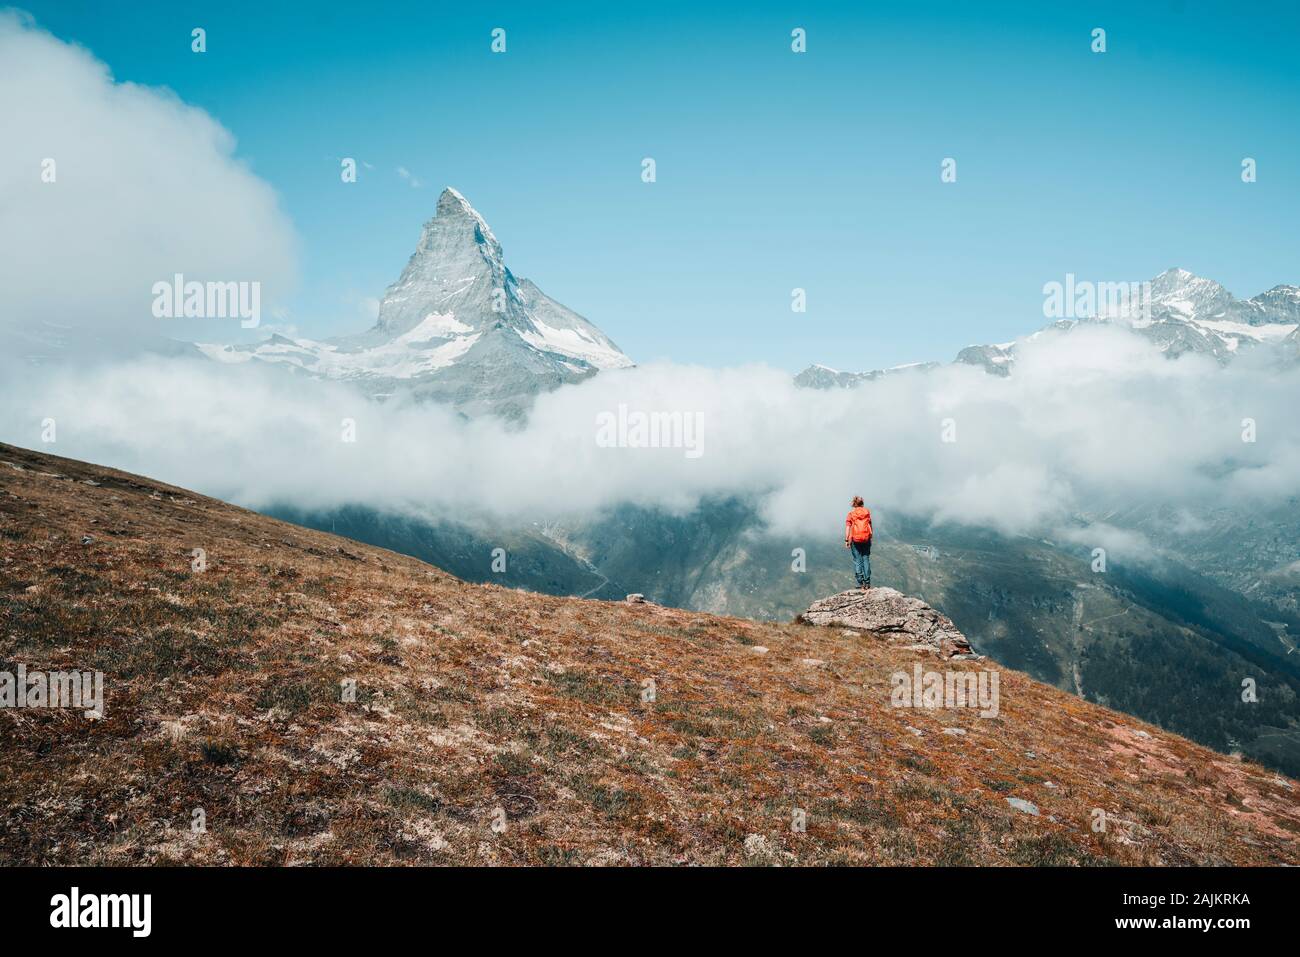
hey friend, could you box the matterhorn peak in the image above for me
[438,185,473,211]
[434,187,498,243]
[199,187,631,418]
[408,186,502,264]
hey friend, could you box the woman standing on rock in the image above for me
[845,496,873,589]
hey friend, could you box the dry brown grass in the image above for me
[1,441,1297,866]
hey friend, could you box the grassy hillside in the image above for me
[271,499,1300,776]
[554,504,1300,777]
[1,442,1296,865]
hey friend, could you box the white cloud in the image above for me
[0,10,296,353]
[1057,523,1154,563]
[1,324,1297,550]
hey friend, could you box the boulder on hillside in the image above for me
[795,587,979,660]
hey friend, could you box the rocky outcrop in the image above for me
[796,587,979,659]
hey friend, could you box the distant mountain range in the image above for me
[797,267,1300,386]
[194,191,1298,416]
[200,188,632,418]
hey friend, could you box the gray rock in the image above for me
[1006,797,1040,816]
[797,587,976,659]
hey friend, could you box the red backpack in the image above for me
[847,507,873,544]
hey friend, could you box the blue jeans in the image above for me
[850,541,871,586]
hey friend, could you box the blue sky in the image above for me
[19,0,1300,370]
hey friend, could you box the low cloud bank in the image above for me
[2,323,1297,547]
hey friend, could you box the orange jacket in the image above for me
[846,506,873,544]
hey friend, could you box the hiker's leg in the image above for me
[847,540,868,587]
[863,550,871,587]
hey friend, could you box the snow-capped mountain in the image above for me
[201,188,632,418]
[797,268,1300,386]
[792,361,940,389]
[1129,268,1300,361]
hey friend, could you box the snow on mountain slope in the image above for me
[200,316,482,380]
[797,268,1299,387]
[201,188,632,416]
